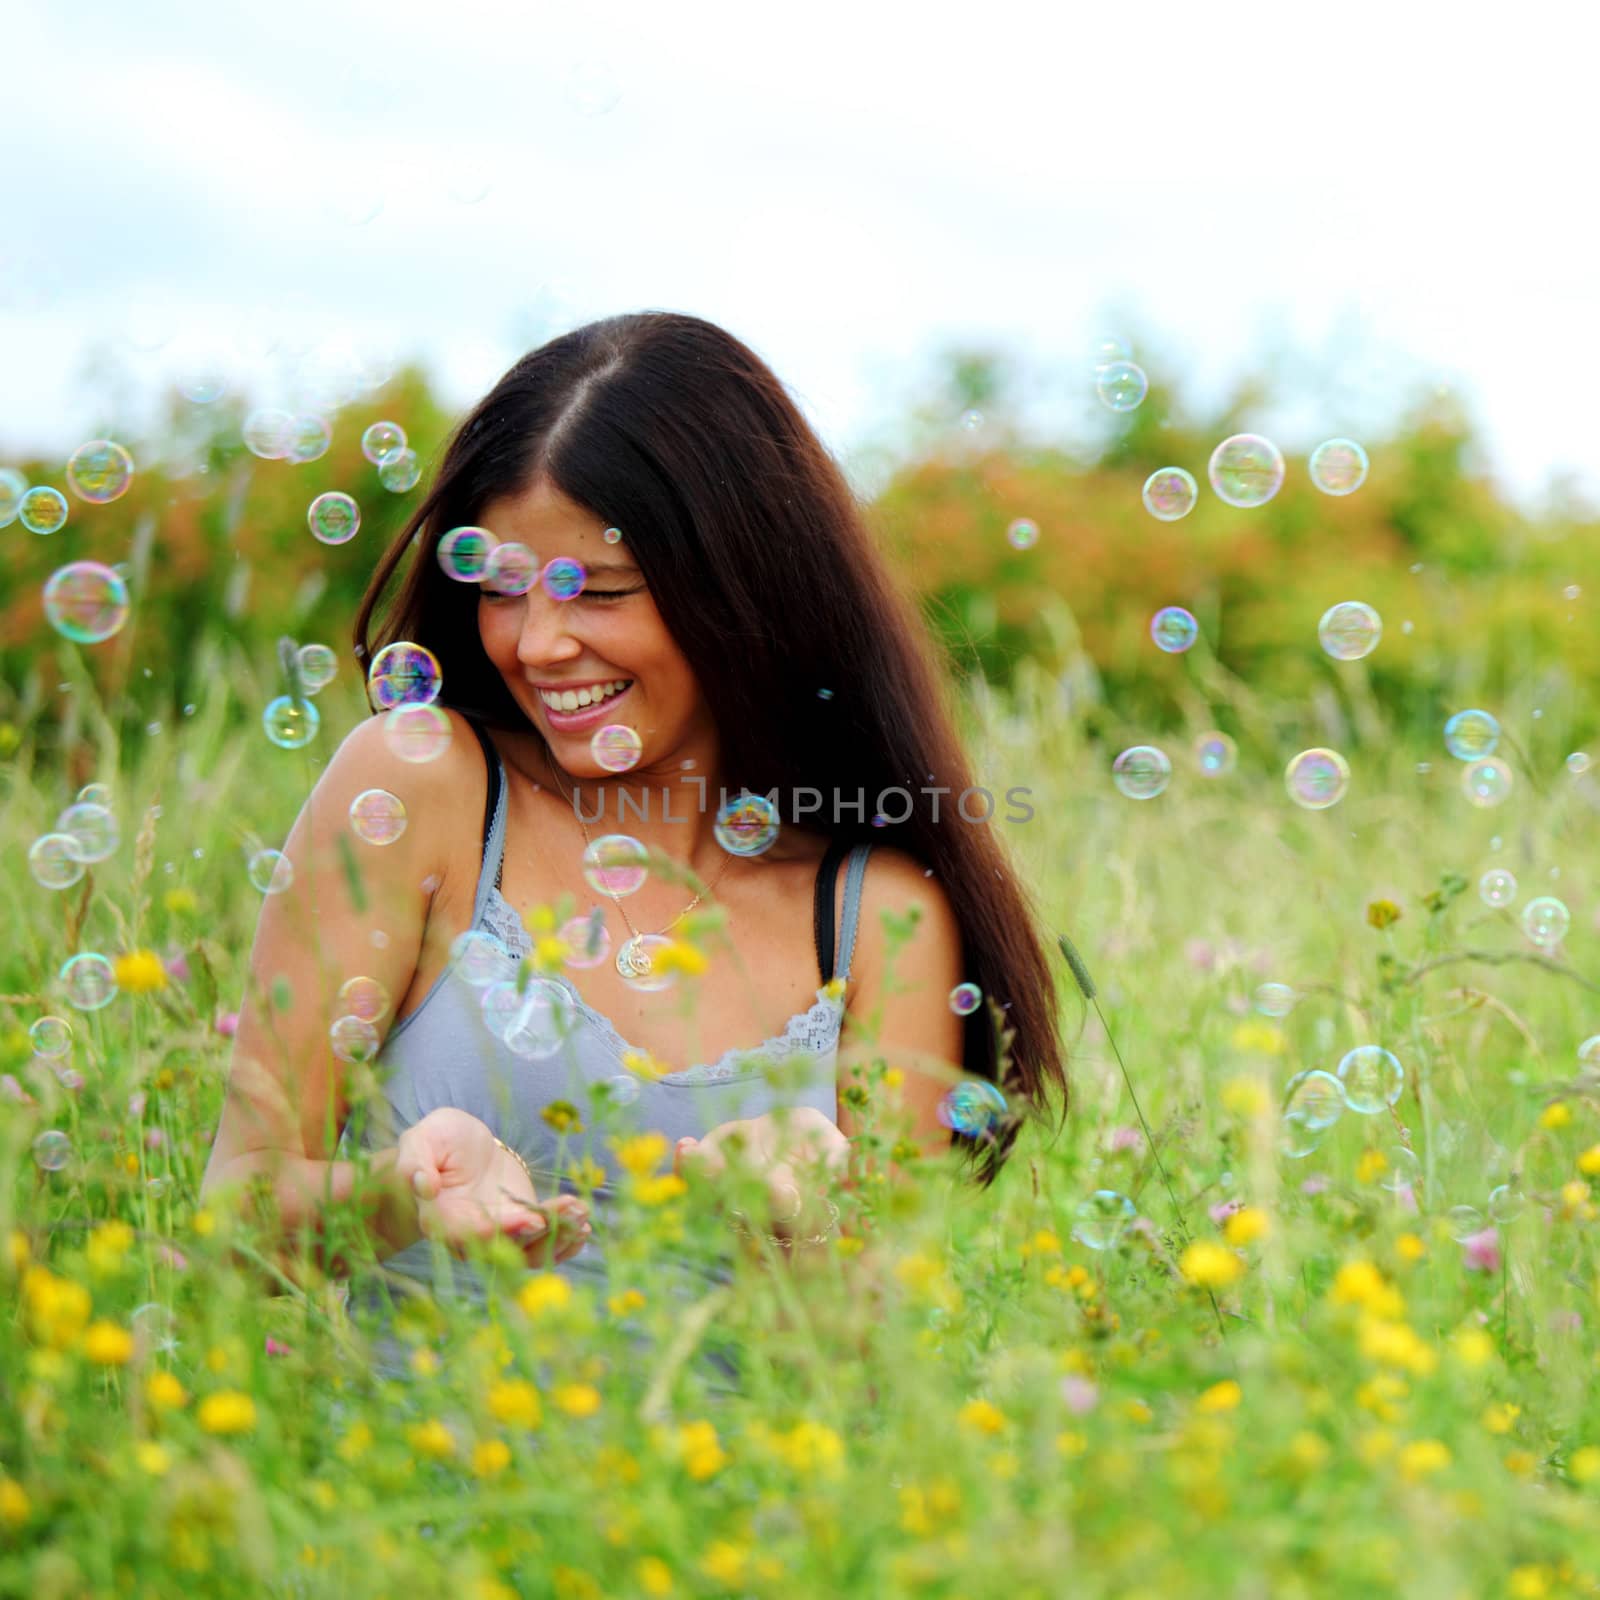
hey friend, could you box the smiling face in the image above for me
[476,477,716,779]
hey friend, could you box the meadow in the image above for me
[4,361,1600,1598]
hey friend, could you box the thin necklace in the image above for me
[545,759,734,979]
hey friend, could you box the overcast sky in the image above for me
[5,0,1595,512]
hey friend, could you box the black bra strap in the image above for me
[463,718,504,890]
[813,837,855,985]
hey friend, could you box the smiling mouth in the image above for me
[536,678,634,714]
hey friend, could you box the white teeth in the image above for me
[540,679,631,713]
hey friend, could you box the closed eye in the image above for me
[581,587,646,603]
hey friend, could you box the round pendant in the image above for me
[615,937,645,978]
[617,935,676,993]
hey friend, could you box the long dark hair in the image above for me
[355,311,1067,1186]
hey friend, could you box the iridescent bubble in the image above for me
[1254,982,1295,1017]
[383,702,452,763]
[438,526,495,582]
[29,1016,72,1057]
[263,695,319,750]
[714,793,781,856]
[1285,748,1350,810]
[338,975,391,1022]
[76,782,111,806]
[1479,869,1517,908]
[349,788,407,845]
[1318,601,1382,661]
[66,440,134,504]
[1150,606,1199,653]
[367,642,442,710]
[1283,1068,1344,1130]
[56,802,118,862]
[602,526,623,545]
[1488,1183,1525,1224]
[43,562,130,643]
[361,421,406,464]
[566,58,622,115]
[1093,336,1133,368]
[451,930,513,988]
[378,449,420,492]
[1112,746,1171,800]
[1142,468,1198,521]
[33,1130,72,1172]
[501,979,576,1059]
[1208,434,1286,508]
[1522,896,1570,947]
[297,643,338,693]
[542,557,587,600]
[1379,1146,1421,1196]
[1308,439,1369,496]
[949,982,982,1016]
[1006,518,1039,551]
[330,1014,381,1063]
[178,369,228,405]
[558,910,612,970]
[1444,709,1500,761]
[60,952,117,1010]
[288,414,332,464]
[0,467,27,526]
[1569,752,1593,775]
[938,1078,1009,1137]
[591,723,642,773]
[243,409,296,460]
[582,835,649,896]
[29,834,85,890]
[1446,1205,1486,1243]
[1462,758,1513,808]
[248,849,294,894]
[600,1072,640,1108]
[1194,731,1236,777]
[1578,1035,1600,1070]
[618,934,678,993]
[1279,1107,1326,1160]
[1096,361,1148,412]
[1337,1045,1404,1113]
[308,491,360,545]
[483,541,539,595]
[20,486,69,534]
[1070,1189,1136,1250]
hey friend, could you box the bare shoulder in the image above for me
[851,844,963,983]
[321,706,486,805]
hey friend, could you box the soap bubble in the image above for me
[248,849,294,894]
[1337,1045,1404,1113]
[1480,869,1517,907]
[1142,467,1198,520]
[338,975,390,1022]
[1254,982,1295,1017]
[438,526,495,581]
[1488,1183,1525,1224]
[1208,434,1285,508]
[1112,746,1171,800]
[450,930,512,988]
[367,642,442,710]
[263,695,319,749]
[33,1131,72,1172]
[1444,709,1500,761]
[1150,606,1198,653]
[243,409,296,459]
[1279,1106,1327,1159]
[1379,1146,1422,1196]
[599,1072,640,1108]
[1446,1205,1486,1243]
[1070,1188,1136,1250]
[591,723,642,773]
[1096,361,1148,412]
[77,782,111,806]
[558,911,611,970]
[29,834,85,890]
[500,979,575,1059]
[714,793,781,856]
[66,440,134,504]
[308,491,360,545]
[1522,896,1570,947]
[602,526,623,544]
[383,702,453,763]
[1579,1035,1600,1070]
[375,450,417,494]
[1006,518,1039,550]
[938,1078,1009,1137]
[542,557,587,600]
[1318,601,1382,660]
[361,421,406,464]
[60,952,117,1010]
[297,643,338,693]
[1462,758,1513,807]
[582,835,649,896]
[1194,731,1236,777]
[1286,748,1349,809]
[0,467,26,526]
[1308,439,1369,495]
[30,1016,72,1057]
[618,934,678,992]
[329,1014,381,1063]
[1569,752,1593,775]
[288,414,332,464]
[43,562,130,643]
[483,541,539,595]
[56,802,118,862]
[20,486,69,534]
[949,982,982,1016]
[349,788,407,845]
[1283,1068,1344,1129]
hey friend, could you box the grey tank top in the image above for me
[335,742,874,1369]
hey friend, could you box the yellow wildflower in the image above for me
[1228,1021,1285,1057]
[957,1398,1007,1435]
[607,1289,647,1318]
[620,1049,670,1082]
[162,888,198,916]
[1540,1101,1574,1131]
[553,1383,602,1418]
[1019,1229,1062,1259]
[1056,1429,1088,1456]
[649,941,708,979]
[1569,1446,1600,1483]
[635,1557,673,1596]
[1329,1259,1404,1318]
[1355,1149,1389,1184]
[191,1209,216,1238]
[540,1101,583,1135]
[407,1418,456,1460]
[531,935,571,971]
[1179,1240,1245,1289]
[1120,1398,1154,1424]
[613,1132,669,1178]
[7,1230,29,1273]
[1287,1431,1331,1473]
[1580,1144,1600,1176]
[487,1379,543,1429]
[566,1156,607,1191]
[113,949,167,994]
[133,1441,171,1477]
[1223,1208,1268,1247]
[1395,1233,1427,1263]
[634,1173,688,1206]
[336,1421,373,1462]
[523,903,558,936]
[1359,1315,1438,1377]
[1503,1449,1537,1477]
[197,1390,257,1436]
[146,1370,188,1410]
[776,1420,845,1477]
[86,1219,136,1276]
[1483,1402,1522,1435]
[517,1275,573,1319]
[0,1479,31,1528]
[1196,1380,1242,1413]
[821,977,846,1004]
[1452,1326,1496,1367]
[1220,1076,1270,1116]
[1509,1567,1553,1600]
[1561,1179,1592,1214]
[82,1320,134,1366]
[1396,1438,1451,1482]
[23,1266,91,1350]
[410,1348,440,1378]
[679,1420,728,1481]
[1366,899,1403,930]
[472,1439,512,1479]
[699,1542,747,1587]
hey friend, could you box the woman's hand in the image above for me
[395,1107,590,1269]
[673,1107,850,1242]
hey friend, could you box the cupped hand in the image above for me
[395,1106,590,1269]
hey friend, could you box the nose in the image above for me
[514,591,583,671]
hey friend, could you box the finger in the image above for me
[674,1137,696,1178]
[409,1161,440,1202]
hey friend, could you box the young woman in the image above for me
[200,311,1067,1381]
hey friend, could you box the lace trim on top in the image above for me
[473,885,845,1085]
